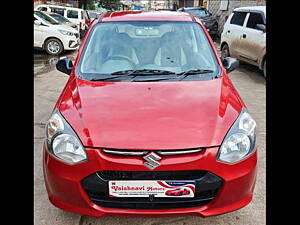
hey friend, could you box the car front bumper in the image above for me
[61,35,80,50]
[43,141,257,217]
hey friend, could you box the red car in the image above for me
[44,11,257,217]
[165,188,191,196]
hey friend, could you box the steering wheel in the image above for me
[103,55,136,69]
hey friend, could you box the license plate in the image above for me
[108,180,195,198]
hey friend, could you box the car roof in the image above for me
[101,11,194,22]
[234,6,266,14]
[35,4,84,11]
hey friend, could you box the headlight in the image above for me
[58,29,74,36]
[46,110,87,164]
[217,108,256,163]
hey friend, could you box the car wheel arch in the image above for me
[43,37,64,50]
[220,42,229,51]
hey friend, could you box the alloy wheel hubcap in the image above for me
[48,41,60,54]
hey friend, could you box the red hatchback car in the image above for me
[44,11,257,217]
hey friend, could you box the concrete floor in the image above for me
[34,44,265,225]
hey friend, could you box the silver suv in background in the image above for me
[220,6,266,77]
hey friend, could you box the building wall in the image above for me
[205,0,266,36]
[178,0,201,8]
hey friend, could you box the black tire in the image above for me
[221,43,230,61]
[44,38,63,56]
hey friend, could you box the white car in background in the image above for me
[220,6,266,77]
[34,4,90,32]
[46,12,78,30]
[34,11,80,55]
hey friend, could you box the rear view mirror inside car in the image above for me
[135,27,159,36]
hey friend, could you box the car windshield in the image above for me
[185,9,208,18]
[50,13,70,23]
[77,21,220,82]
[34,11,59,25]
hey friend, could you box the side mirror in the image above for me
[56,57,73,75]
[255,24,266,32]
[34,20,42,26]
[223,57,239,73]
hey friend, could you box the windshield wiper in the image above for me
[177,69,214,81]
[111,69,176,75]
[90,69,176,81]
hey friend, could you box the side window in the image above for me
[246,12,264,29]
[67,10,79,19]
[50,7,65,16]
[38,7,47,12]
[230,11,247,26]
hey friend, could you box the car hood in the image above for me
[59,77,242,149]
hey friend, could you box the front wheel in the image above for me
[44,38,63,56]
[221,43,230,61]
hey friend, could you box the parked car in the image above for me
[165,188,190,196]
[220,6,266,77]
[45,12,78,30]
[34,11,80,55]
[44,11,257,217]
[34,4,90,32]
[178,7,218,39]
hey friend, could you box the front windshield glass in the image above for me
[34,11,58,25]
[78,21,219,82]
[185,9,208,18]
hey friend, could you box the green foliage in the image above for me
[97,0,122,10]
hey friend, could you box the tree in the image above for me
[87,0,96,10]
[96,0,122,10]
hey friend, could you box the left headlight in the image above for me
[46,110,87,164]
[217,108,257,164]
[58,29,74,36]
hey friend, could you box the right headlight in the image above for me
[217,108,257,164]
[58,29,74,36]
[46,109,87,165]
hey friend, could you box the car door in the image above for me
[66,9,80,28]
[224,11,248,58]
[237,11,266,63]
[34,16,45,47]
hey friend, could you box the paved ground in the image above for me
[34,43,266,225]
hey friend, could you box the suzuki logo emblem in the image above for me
[143,152,161,170]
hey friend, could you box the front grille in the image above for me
[98,170,206,180]
[102,148,203,156]
[82,170,223,209]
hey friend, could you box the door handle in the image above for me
[227,30,230,33]
[241,34,247,38]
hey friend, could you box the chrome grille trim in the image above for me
[102,148,203,156]
[102,149,149,156]
[156,149,203,155]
